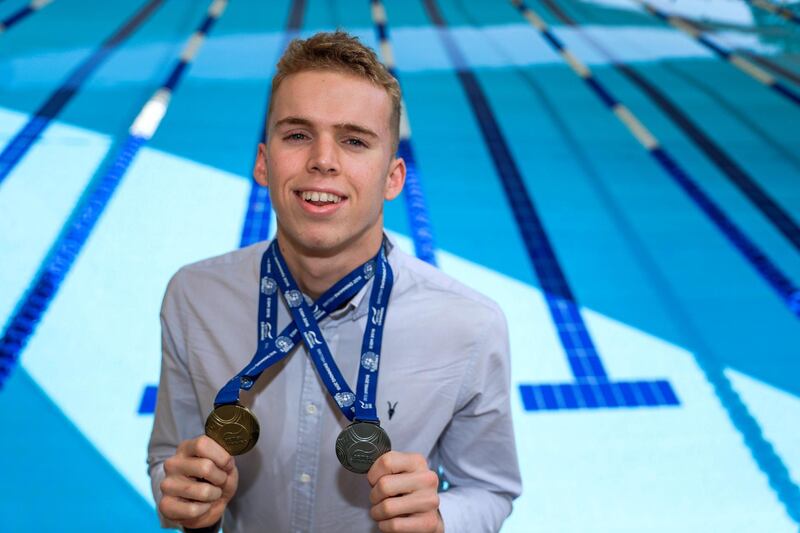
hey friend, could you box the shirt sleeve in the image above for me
[147,271,214,530]
[436,303,522,532]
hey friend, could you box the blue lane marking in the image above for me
[0,134,147,383]
[396,138,437,265]
[239,0,306,247]
[0,0,164,186]
[371,0,438,265]
[0,2,225,389]
[138,385,158,414]
[511,0,800,319]
[423,0,678,411]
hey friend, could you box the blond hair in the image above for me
[268,31,402,152]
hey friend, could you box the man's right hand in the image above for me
[158,435,239,529]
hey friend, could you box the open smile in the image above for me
[294,189,348,214]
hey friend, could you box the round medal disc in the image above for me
[205,403,260,456]
[335,421,391,474]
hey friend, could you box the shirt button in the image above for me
[299,473,311,483]
[306,403,317,415]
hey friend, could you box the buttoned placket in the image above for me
[289,316,342,533]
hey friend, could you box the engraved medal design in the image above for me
[205,403,260,456]
[335,421,392,474]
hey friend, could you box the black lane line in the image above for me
[0,0,165,185]
[540,0,800,253]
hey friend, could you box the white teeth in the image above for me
[301,191,341,203]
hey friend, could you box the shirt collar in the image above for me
[327,233,397,322]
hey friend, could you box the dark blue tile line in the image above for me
[239,0,306,248]
[422,0,678,408]
[396,139,437,265]
[641,1,800,107]
[511,0,800,319]
[0,0,47,33]
[372,0,438,265]
[0,0,165,185]
[538,1,800,267]
[0,134,147,384]
[138,385,158,414]
[0,1,226,389]
[505,0,800,521]
[520,380,679,411]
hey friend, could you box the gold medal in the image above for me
[205,403,260,456]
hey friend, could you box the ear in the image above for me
[384,157,406,201]
[253,143,269,187]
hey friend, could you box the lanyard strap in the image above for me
[214,240,393,424]
[272,241,393,422]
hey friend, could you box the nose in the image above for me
[307,134,340,175]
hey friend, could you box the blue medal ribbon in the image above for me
[214,240,393,424]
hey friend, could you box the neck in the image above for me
[275,231,384,300]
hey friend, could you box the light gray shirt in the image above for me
[147,237,522,533]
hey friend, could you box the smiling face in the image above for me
[254,70,405,263]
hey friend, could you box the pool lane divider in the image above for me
[535,0,800,522]
[0,0,228,388]
[510,0,800,318]
[746,0,800,26]
[743,51,800,89]
[0,0,52,34]
[239,0,307,247]
[537,0,800,256]
[422,0,679,411]
[633,0,800,107]
[370,0,437,265]
[0,0,165,186]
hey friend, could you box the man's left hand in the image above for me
[367,451,444,533]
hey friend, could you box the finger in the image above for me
[370,470,439,504]
[367,452,428,487]
[370,490,440,522]
[184,435,233,471]
[158,494,212,522]
[178,457,229,487]
[377,513,441,533]
[160,475,223,503]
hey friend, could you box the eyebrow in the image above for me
[273,116,379,139]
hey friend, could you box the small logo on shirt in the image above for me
[387,401,398,420]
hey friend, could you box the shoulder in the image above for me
[163,240,266,309]
[390,246,507,330]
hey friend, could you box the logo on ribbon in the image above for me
[275,336,293,353]
[285,290,303,308]
[371,307,384,326]
[261,276,277,295]
[335,392,356,408]
[304,331,321,348]
[260,321,272,341]
[361,351,379,372]
[364,261,375,280]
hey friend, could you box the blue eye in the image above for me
[345,138,367,147]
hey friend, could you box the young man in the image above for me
[147,32,521,533]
